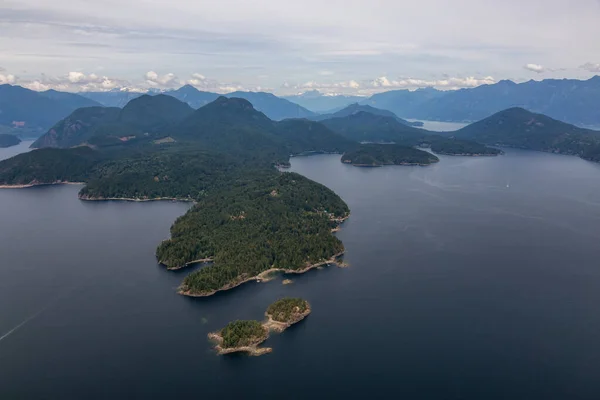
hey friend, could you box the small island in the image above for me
[208,320,271,356]
[209,298,311,356]
[0,134,21,148]
[427,138,502,156]
[264,298,311,332]
[341,144,439,167]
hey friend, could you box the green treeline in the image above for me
[427,138,502,155]
[266,298,310,323]
[220,320,268,348]
[341,144,439,166]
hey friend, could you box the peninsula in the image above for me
[341,144,439,167]
[0,134,22,148]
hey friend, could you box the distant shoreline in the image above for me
[0,181,84,189]
[79,194,195,203]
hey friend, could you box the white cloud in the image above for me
[144,71,178,87]
[524,64,545,73]
[580,62,600,73]
[287,75,496,95]
[0,73,16,84]
[184,72,263,93]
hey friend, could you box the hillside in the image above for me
[274,119,355,155]
[119,94,193,132]
[0,134,21,148]
[313,103,422,126]
[321,111,426,144]
[225,91,316,121]
[31,107,121,149]
[32,95,194,149]
[0,84,101,131]
[453,107,600,155]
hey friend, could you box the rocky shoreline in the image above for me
[79,194,195,203]
[208,302,311,356]
[207,330,272,357]
[264,304,312,333]
[179,251,346,297]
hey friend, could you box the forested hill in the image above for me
[321,111,426,144]
[0,134,21,148]
[30,95,353,163]
[31,95,194,149]
[341,144,439,167]
[453,107,600,156]
[0,84,101,132]
[312,103,423,127]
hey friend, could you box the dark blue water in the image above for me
[2,148,600,399]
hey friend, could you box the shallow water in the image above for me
[2,148,600,399]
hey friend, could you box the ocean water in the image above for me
[2,148,600,399]
[407,119,469,132]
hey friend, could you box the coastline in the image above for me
[79,194,195,203]
[207,331,272,356]
[208,303,311,356]
[0,181,84,189]
[160,257,214,271]
[264,304,311,333]
[179,251,346,297]
[434,152,501,157]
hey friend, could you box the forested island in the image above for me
[208,320,271,356]
[341,144,439,167]
[209,298,311,356]
[426,138,502,156]
[0,134,21,148]
[265,298,311,332]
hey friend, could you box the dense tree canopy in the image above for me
[341,144,439,166]
[266,298,310,323]
[220,320,268,348]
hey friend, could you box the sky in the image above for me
[1,0,599,95]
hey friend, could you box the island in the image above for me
[208,320,271,356]
[264,298,311,332]
[0,134,21,148]
[341,144,439,167]
[426,138,502,156]
[208,298,311,356]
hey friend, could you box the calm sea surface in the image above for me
[2,147,600,399]
[407,119,469,132]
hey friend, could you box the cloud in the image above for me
[144,71,179,87]
[286,75,496,95]
[580,62,600,73]
[524,64,545,73]
[17,71,128,92]
[184,72,264,93]
[0,73,16,84]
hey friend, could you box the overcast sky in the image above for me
[1,0,599,94]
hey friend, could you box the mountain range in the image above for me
[3,75,600,143]
[82,85,316,121]
[364,77,600,127]
[0,84,100,132]
[282,90,365,113]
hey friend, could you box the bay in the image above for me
[2,148,600,399]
